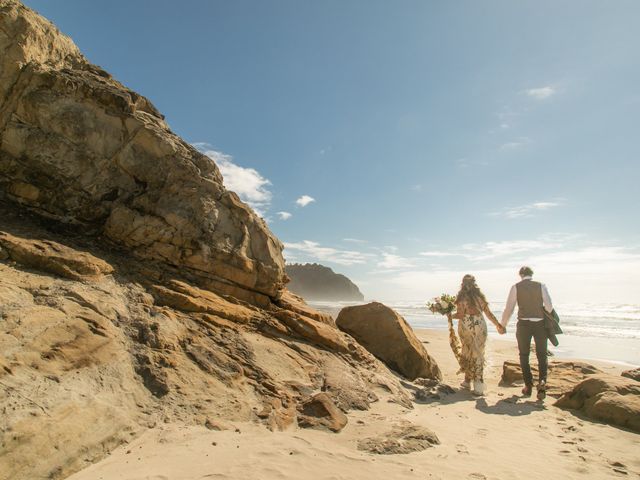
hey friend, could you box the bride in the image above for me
[451,274,505,395]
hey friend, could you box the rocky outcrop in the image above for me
[296,393,348,432]
[501,361,603,398]
[555,375,640,433]
[336,302,441,381]
[285,263,365,301]
[0,205,412,480]
[0,0,284,306]
[0,3,418,479]
[622,367,640,382]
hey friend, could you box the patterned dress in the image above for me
[457,305,488,382]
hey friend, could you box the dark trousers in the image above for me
[516,320,548,386]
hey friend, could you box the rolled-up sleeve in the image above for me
[541,284,553,313]
[501,285,517,327]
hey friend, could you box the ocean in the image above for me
[308,300,640,367]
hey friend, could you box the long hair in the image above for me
[456,274,488,308]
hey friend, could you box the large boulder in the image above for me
[621,367,640,382]
[336,302,441,380]
[0,0,284,306]
[555,374,640,432]
[501,360,603,397]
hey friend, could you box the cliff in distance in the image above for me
[0,2,435,479]
[286,263,365,302]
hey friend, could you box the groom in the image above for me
[500,266,554,400]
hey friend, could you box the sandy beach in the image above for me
[67,329,640,480]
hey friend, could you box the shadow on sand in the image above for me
[475,395,546,416]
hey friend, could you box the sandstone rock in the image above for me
[0,0,284,304]
[0,202,414,480]
[0,3,421,479]
[297,393,348,433]
[0,231,113,280]
[621,367,640,382]
[357,421,440,454]
[336,302,441,380]
[501,360,602,397]
[555,374,640,432]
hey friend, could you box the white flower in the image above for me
[439,299,448,308]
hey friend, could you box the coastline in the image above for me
[68,329,640,480]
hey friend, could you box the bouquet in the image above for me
[426,294,457,316]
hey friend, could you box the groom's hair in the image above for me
[519,266,534,277]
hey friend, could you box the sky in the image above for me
[23,0,640,304]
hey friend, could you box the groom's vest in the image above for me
[516,279,545,320]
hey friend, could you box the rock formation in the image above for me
[500,360,603,398]
[621,367,640,382]
[285,263,365,301]
[0,0,283,307]
[336,302,441,381]
[0,3,416,479]
[555,375,640,433]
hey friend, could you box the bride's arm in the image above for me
[483,302,505,332]
[451,301,464,319]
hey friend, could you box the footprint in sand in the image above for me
[468,474,487,480]
[610,461,628,475]
[476,428,488,437]
[456,444,469,454]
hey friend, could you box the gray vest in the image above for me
[516,279,544,319]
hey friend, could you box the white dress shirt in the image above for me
[500,276,553,327]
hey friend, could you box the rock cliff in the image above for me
[0,3,414,479]
[285,263,365,301]
[0,0,283,306]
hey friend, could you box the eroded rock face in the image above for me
[0,0,284,304]
[297,393,348,432]
[622,368,640,382]
[0,205,413,480]
[501,360,603,398]
[555,375,640,433]
[336,302,441,381]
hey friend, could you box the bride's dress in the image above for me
[458,309,487,382]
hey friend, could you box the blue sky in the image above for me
[24,1,640,303]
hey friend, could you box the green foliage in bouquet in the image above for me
[426,293,457,316]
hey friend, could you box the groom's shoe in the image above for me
[536,380,547,400]
[521,384,533,397]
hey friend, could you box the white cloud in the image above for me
[343,238,368,244]
[277,211,292,220]
[491,201,561,219]
[499,137,531,151]
[461,239,564,260]
[296,195,316,207]
[411,184,423,192]
[526,86,556,100]
[284,240,372,266]
[420,251,467,257]
[378,253,415,270]
[196,144,272,216]
[366,245,640,304]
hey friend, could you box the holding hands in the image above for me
[496,324,507,335]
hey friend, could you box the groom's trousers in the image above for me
[516,319,548,386]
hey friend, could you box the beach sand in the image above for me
[68,329,640,480]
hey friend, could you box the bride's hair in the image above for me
[456,274,488,307]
